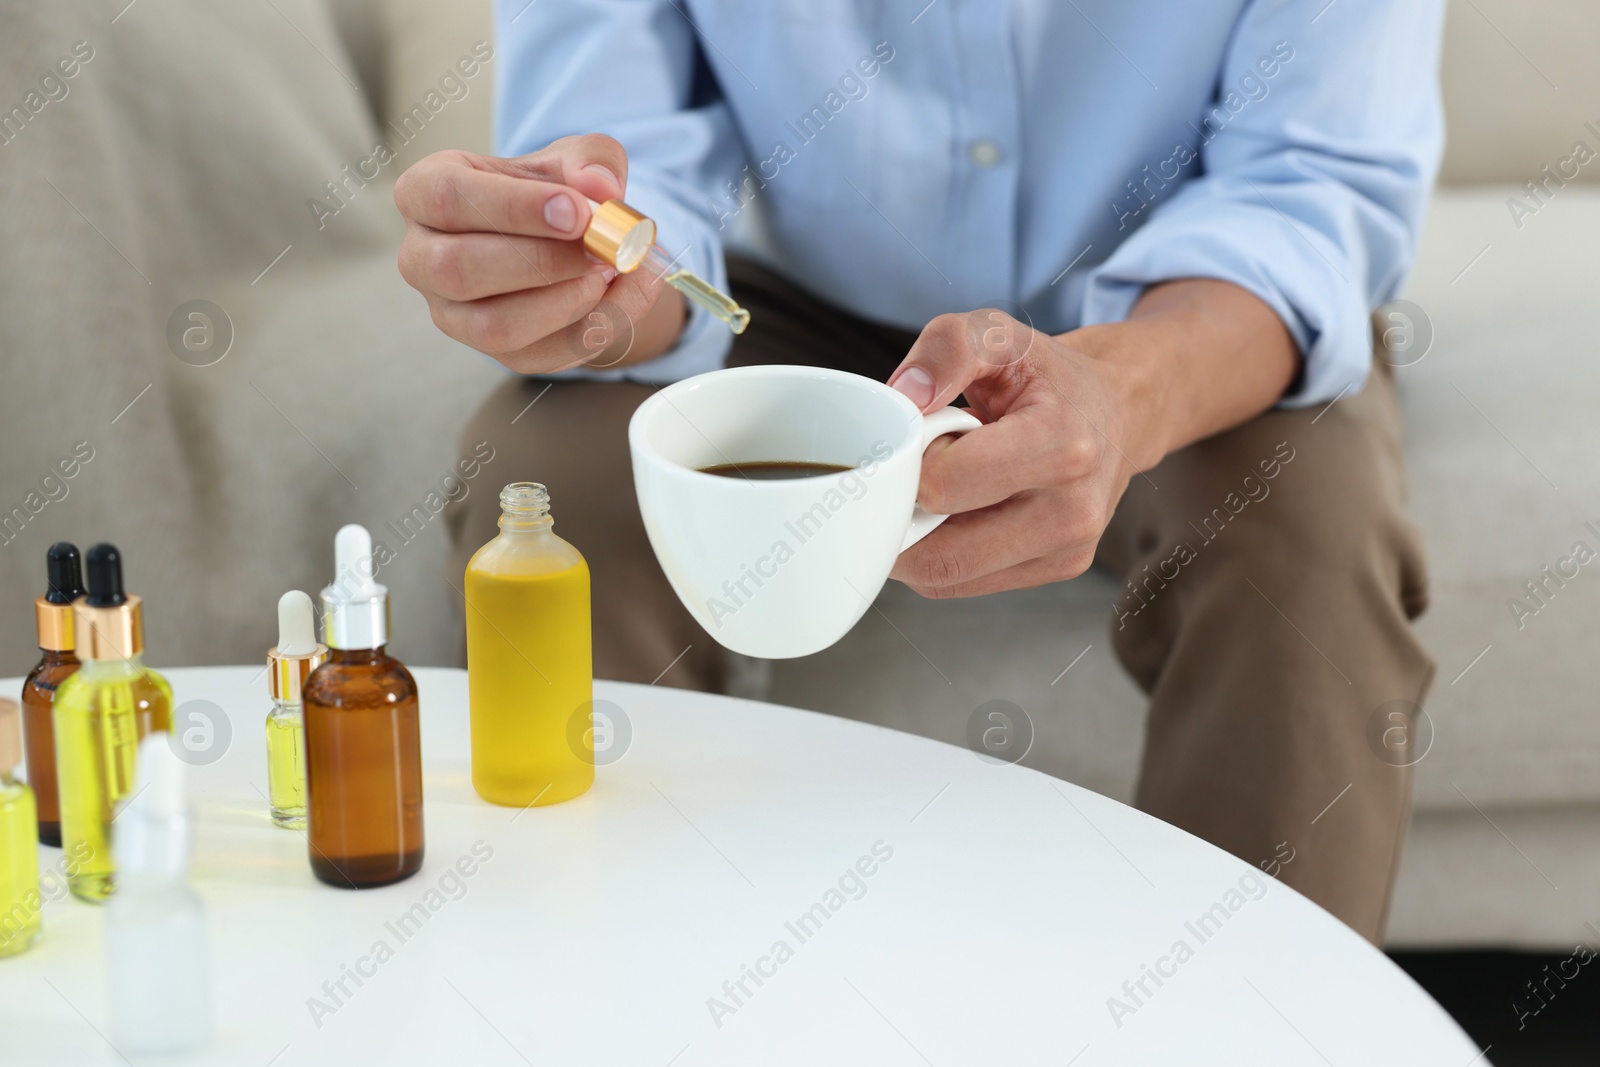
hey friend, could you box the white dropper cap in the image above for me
[276,590,318,655]
[267,589,327,701]
[114,733,190,879]
[320,524,389,650]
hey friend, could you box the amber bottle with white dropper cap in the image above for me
[302,525,424,888]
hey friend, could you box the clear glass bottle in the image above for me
[264,591,325,829]
[54,544,174,902]
[303,525,424,888]
[465,483,594,807]
[0,698,42,957]
[106,734,211,1054]
[22,541,84,847]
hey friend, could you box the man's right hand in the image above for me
[394,135,684,373]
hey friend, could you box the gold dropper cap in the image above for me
[35,597,75,652]
[581,198,752,334]
[76,543,144,661]
[37,541,83,651]
[0,699,21,773]
[582,199,656,273]
[74,595,144,661]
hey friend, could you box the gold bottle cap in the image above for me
[0,698,21,773]
[268,644,328,702]
[582,198,655,273]
[74,594,144,661]
[35,596,75,652]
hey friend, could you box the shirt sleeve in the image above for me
[1079,0,1446,408]
[493,0,743,383]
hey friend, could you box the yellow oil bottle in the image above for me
[0,698,42,957]
[54,544,174,902]
[264,712,305,825]
[464,482,594,807]
[264,591,325,829]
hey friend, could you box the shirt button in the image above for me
[968,139,1001,167]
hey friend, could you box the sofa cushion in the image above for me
[1396,185,1600,809]
[767,576,1146,806]
[374,0,495,167]
[0,0,500,675]
[1439,0,1600,186]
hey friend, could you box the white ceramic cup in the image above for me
[629,365,981,658]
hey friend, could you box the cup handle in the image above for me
[901,406,983,552]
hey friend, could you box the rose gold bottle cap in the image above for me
[268,646,327,702]
[74,595,144,660]
[77,544,144,661]
[582,198,656,273]
[35,597,75,652]
[0,699,21,773]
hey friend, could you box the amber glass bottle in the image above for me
[20,650,75,847]
[22,542,84,846]
[303,525,424,888]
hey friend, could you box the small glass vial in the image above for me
[303,525,425,888]
[0,698,42,957]
[54,544,175,903]
[22,542,84,847]
[264,591,326,829]
[465,483,594,807]
[106,734,212,1054]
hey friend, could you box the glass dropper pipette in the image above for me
[582,198,750,335]
[640,243,750,335]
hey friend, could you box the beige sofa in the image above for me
[2,1,1594,948]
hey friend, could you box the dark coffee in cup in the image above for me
[698,461,853,480]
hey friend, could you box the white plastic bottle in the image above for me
[105,733,212,1054]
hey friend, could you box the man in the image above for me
[395,1,1444,944]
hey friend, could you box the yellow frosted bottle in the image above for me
[465,482,594,807]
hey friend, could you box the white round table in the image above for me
[5,666,1481,1066]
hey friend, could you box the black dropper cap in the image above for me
[45,542,84,604]
[84,543,128,608]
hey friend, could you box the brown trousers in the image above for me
[448,258,1434,944]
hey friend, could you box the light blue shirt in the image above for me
[495,0,1444,406]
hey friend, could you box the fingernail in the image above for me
[544,193,577,233]
[892,367,935,409]
[582,163,622,194]
[600,268,618,285]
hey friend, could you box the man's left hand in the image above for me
[887,280,1300,598]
